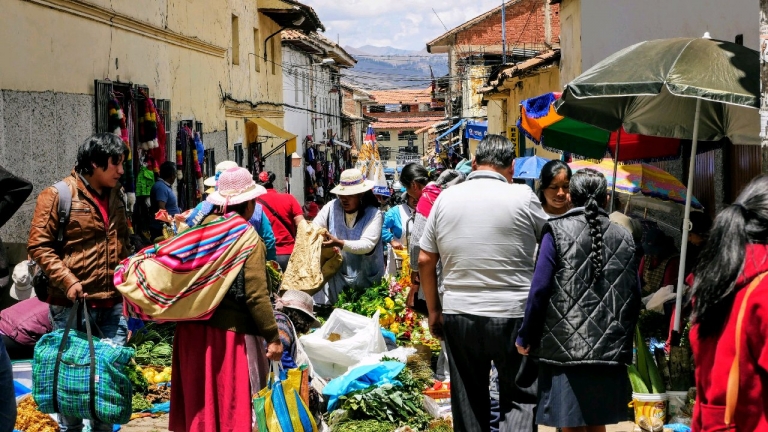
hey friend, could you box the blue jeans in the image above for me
[49,303,127,432]
[0,338,15,432]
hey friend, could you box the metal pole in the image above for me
[501,0,507,64]
[609,131,621,212]
[674,97,702,332]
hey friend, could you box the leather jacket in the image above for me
[28,171,130,302]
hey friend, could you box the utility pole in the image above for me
[761,0,768,172]
[501,0,507,64]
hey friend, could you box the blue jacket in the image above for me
[381,205,406,244]
[186,201,277,260]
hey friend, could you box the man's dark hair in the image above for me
[159,161,177,181]
[475,134,515,168]
[75,133,127,176]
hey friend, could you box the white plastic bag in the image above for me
[385,247,397,278]
[645,285,677,312]
[300,309,387,379]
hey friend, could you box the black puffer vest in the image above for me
[534,208,641,366]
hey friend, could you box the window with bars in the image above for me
[397,130,417,141]
[377,131,391,141]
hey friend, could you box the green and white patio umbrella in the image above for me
[555,35,760,331]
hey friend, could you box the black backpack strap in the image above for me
[53,181,72,243]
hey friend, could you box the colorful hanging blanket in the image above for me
[114,212,260,321]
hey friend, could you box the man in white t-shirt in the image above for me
[419,134,548,432]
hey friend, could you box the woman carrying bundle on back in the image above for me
[169,167,283,432]
[516,168,641,432]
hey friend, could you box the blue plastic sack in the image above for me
[664,425,691,432]
[380,329,396,344]
[14,380,31,398]
[323,361,405,411]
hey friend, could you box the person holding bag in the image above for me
[689,175,768,432]
[312,169,384,307]
[168,167,283,432]
[28,134,131,432]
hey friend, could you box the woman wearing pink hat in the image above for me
[169,167,282,432]
[312,169,384,306]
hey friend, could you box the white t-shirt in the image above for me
[420,170,548,318]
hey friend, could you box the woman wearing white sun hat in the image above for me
[313,168,385,306]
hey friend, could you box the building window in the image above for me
[377,131,391,141]
[369,105,385,113]
[398,130,416,141]
[401,105,411,113]
[378,146,391,159]
[253,28,260,72]
[231,15,240,65]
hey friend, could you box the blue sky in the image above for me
[303,0,506,51]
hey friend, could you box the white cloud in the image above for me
[303,0,505,50]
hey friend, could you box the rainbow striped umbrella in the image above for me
[569,159,702,211]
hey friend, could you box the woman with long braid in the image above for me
[516,168,641,432]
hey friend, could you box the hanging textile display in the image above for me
[151,101,167,165]
[108,96,135,198]
[138,89,159,151]
[175,125,204,210]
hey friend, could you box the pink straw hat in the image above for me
[206,167,266,206]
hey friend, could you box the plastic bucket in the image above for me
[630,392,668,425]
[12,361,33,390]
[666,391,688,418]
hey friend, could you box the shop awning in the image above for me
[246,118,297,156]
[435,119,465,152]
[436,119,465,142]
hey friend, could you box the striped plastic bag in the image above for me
[254,362,317,432]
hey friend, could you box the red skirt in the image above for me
[168,322,254,432]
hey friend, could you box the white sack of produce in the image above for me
[282,220,342,295]
[300,309,387,379]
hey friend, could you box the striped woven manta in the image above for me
[114,212,260,321]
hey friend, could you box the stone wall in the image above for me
[0,90,94,252]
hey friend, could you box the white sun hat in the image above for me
[10,260,35,301]
[330,169,374,196]
[206,167,266,206]
[204,160,240,187]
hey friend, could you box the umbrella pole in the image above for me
[610,132,621,212]
[674,98,702,332]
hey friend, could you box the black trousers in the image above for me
[443,314,538,432]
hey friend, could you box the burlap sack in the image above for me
[282,220,342,295]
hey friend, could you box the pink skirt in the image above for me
[169,323,259,432]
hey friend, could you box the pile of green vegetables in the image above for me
[128,322,175,366]
[333,360,433,431]
[335,278,389,317]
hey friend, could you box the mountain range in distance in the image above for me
[342,45,448,90]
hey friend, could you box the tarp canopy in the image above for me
[246,117,297,155]
[436,119,465,142]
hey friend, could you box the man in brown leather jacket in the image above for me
[27,133,130,432]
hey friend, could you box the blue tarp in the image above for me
[465,120,488,140]
[323,361,406,411]
[383,167,396,175]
